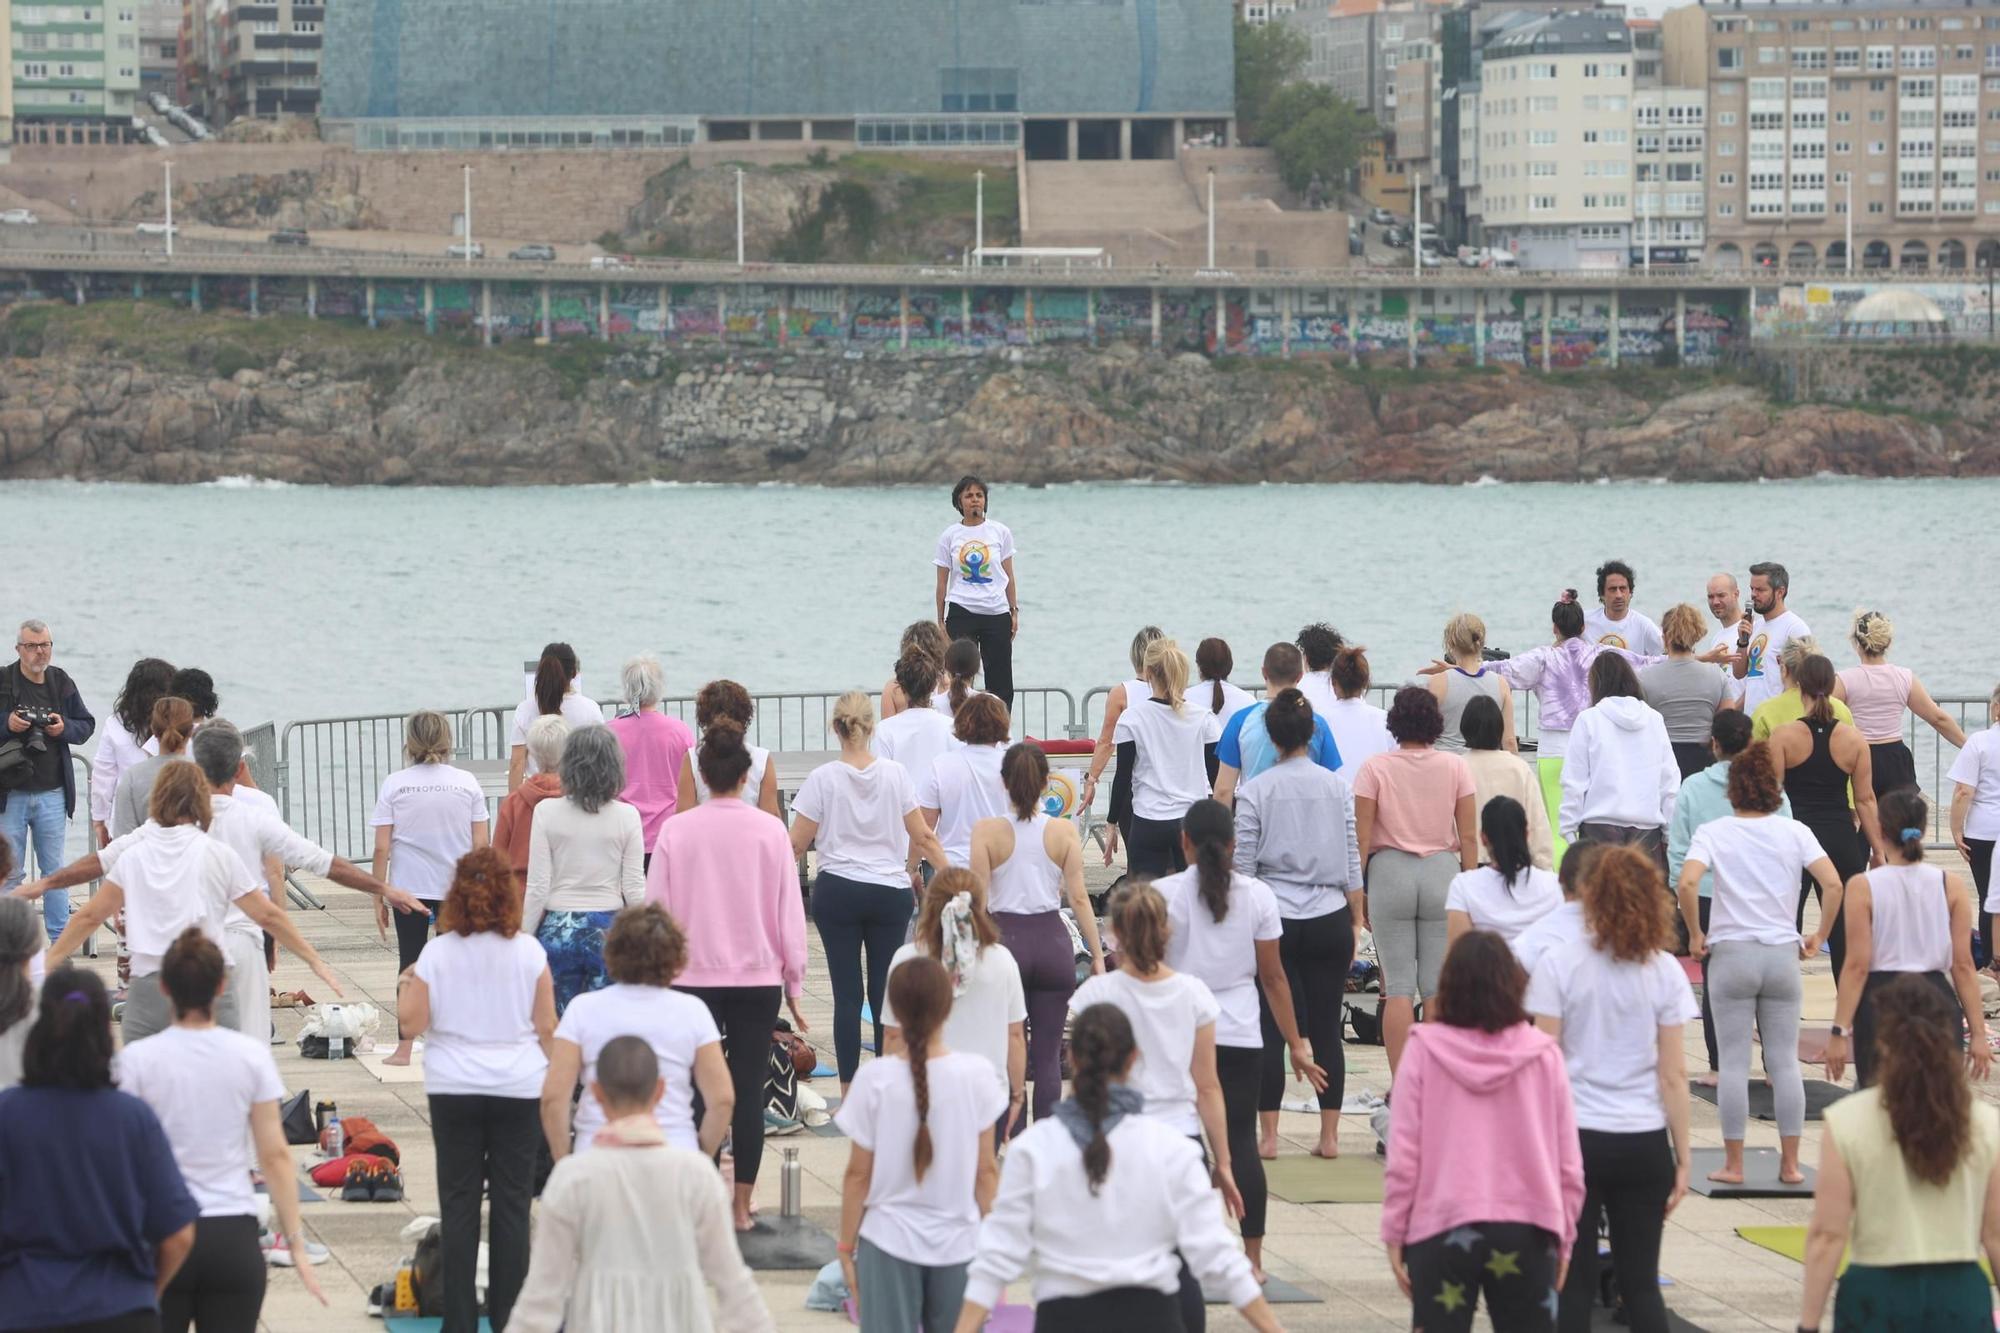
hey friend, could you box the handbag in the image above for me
[280,1089,317,1146]
[0,739,32,790]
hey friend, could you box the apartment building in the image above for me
[1633,86,1709,263]
[213,0,319,121]
[11,1,142,144]
[137,0,174,98]
[1664,0,2000,270]
[1240,0,1301,26]
[1479,10,1637,267]
[1287,0,1386,116]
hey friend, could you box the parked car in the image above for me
[1369,206,1395,226]
[1419,247,1442,268]
[1382,226,1409,248]
[135,220,178,236]
[445,242,486,259]
[588,254,632,270]
[509,243,556,262]
[269,228,309,246]
[0,209,39,226]
[1349,233,1365,257]
[147,91,171,114]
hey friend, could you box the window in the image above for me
[1749,78,1784,99]
[1833,139,1851,153]
[1901,77,1936,97]
[1792,78,1828,98]
[1529,128,1557,145]
[1718,46,1743,69]
[1530,95,1557,112]
[1531,161,1556,177]
[1901,108,1936,128]
[1717,201,1735,216]
[1582,193,1599,208]
[1530,194,1556,211]
[1718,170,1736,185]
[1867,45,1895,70]
[940,67,1019,113]
[57,63,75,77]
[1758,47,1782,65]
[115,33,133,48]
[1945,109,1977,128]
[1793,48,1827,69]
[1869,140,1887,154]
[18,33,44,50]
[1605,128,1631,145]
[1718,110,1737,126]
[1636,103,1662,126]
[1835,47,1861,69]
[1718,140,1737,156]
[1869,108,1887,122]
[20,63,46,78]
[1868,200,1885,212]
[1902,45,1937,69]
[1529,62,1556,80]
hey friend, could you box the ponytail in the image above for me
[1109,880,1169,975]
[1068,1003,1137,1195]
[534,642,578,717]
[1195,637,1234,717]
[1143,638,1188,715]
[1481,797,1534,893]
[944,638,981,713]
[1001,742,1049,822]
[1183,799,1235,924]
[886,957,953,1182]
[1877,786,1931,864]
[148,695,195,754]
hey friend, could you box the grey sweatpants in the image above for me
[1369,849,1457,1001]
[120,966,243,1043]
[1708,939,1804,1140]
[856,1237,967,1333]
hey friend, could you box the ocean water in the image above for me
[12,475,1998,731]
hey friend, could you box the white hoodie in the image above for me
[1557,696,1679,839]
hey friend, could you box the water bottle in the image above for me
[325,1003,346,1059]
[780,1146,802,1218]
[324,1103,344,1159]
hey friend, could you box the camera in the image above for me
[12,707,58,753]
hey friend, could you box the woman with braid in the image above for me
[955,1002,1281,1333]
[836,957,1003,1333]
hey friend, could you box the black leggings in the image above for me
[1969,839,1994,968]
[1215,1044,1266,1240]
[680,984,783,1184]
[1698,896,1718,1072]
[1127,815,1187,878]
[995,910,1077,1128]
[1405,1220,1561,1332]
[1795,809,1864,985]
[811,871,913,1084]
[1033,1285,1185,1332]
[394,906,437,1039]
[1853,969,1958,1089]
[1259,909,1354,1113]
[1559,1129,1676,1333]
[160,1214,265,1333]
[945,605,1013,711]
[38,1315,162,1333]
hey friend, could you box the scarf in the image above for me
[1049,1085,1145,1155]
[592,1113,666,1149]
[938,891,981,996]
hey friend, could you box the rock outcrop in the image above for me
[0,306,1987,486]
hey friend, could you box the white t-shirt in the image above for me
[880,943,1026,1099]
[1948,726,2000,844]
[210,792,335,938]
[1154,868,1282,1049]
[1321,697,1394,777]
[1583,606,1666,657]
[691,743,770,806]
[509,693,606,775]
[935,520,1016,617]
[98,823,261,975]
[1297,671,1338,720]
[874,707,956,790]
[835,1050,1008,1267]
[793,758,920,887]
[1686,815,1828,946]
[1069,969,1220,1136]
[118,1024,284,1217]
[370,763,489,901]
[1511,899,1587,975]
[916,743,1010,867]
[1740,609,1811,714]
[1193,681,1257,726]
[1113,698,1221,822]
[1526,941,1698,1134]
[412,931,551,1099]
[1708,626,1748,702]
[553,983,721,1153]
[1445,865,1565,943]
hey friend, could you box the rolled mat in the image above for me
[1261,1154,1386,1205]
[1691,1078,1848,1121]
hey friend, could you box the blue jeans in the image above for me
[1,787,70,938]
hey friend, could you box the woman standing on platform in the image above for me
[1322,647,1394,779]
[1836,610,1968,798]
[90,656,176,848]
[1823,788,1989,1090]
[675,680,782,818]
[524,725,647,1015]
[934,639,985,718]
[509,643,603,793]
[933,476,1018,711]
[875,649,956,786]
[1445,796,1564,948]
[1460,696,1554,871]
[494,715,568,893]
[1559,654,1680,869]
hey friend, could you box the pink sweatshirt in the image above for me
[644,795,806,997]
[1381,1022,1585,1252]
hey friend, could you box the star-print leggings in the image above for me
[1404,1220,1561,1333]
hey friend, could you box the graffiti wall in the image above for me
[1750,281,2000,339]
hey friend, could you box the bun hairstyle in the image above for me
[914,867,1000,959]
[148,695,195,753]
[1877,786,1930,864]
[1711,707,1755,757]
[1581,845,1675,962]
[439,846,524,937]
[1876,973,1972,1187]
[1552,590,1585,641]
[894,647,940,708]
[1660,603,1708,654]
[1001,742,1050,821]
[1142,637,1189,714]
[1129,626,1165,677]
[1108,880,1170,975]
[22,967,115,1091]
[534,642,580,718]
[1195,638,1234,715]
[404,708,454,766]
[694,678,755,731]
[945,638,983,713]
[829,689,876,747]
[1557,838,1605,901]
[1330,646,1371,700]
[1442,613,1486,660]
[1263,687,1316,754]
[161,926,225,1018]
[1069,1002,1138,1195]
[1725,741,1785,814]
[697,719,754,794]
[886,957,953,1182]
[1183,799,1235,924]
[1851,609,1895,658]
[1481,796,1534,893]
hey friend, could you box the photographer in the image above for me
[0,620,95,936]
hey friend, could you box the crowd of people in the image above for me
[4,523,2000,1333]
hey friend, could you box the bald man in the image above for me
[1705,573,1747,705]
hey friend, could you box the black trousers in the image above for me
[33,1315,161,1333]
[1215,1044,1266,1239]
[811,871,913,1083]
[1405,1220,1561,1332]
[1127,815,1187,878]
[1969,839,1994,969]
[1670,741,1714,782]
[429,1093,539,1333]
[1559,1129,1676,1333]
[1795,808,1865,985]
[1853,969,1958,1089]
[1259,909,1355,1114]
[680,984,783,1184]
[393,907,437,1039]
[1032,1286,1185,1332]
[944,605,1013,711]
[1698,896,1718,1072]
[159,1214,264,1333]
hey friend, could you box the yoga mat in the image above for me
[384,1321,490,1332]
[353,1048,427,1084]
[1686,1148,1815,1199]
[1203,1275,1320,1305]
[1678,956,1703,984]
[1735,1226,1994,1282]
[736,1215,838,1270]
[1262,1154,1386,1205]
[1691,1078,1848,1121]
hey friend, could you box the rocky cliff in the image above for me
[0,304,1989,486]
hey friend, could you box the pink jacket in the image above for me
[1381,1022,1585,1252]
[644,796,806,997]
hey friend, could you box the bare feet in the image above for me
[382,1041,414,1067]
[1695,1073,1720,1088]
[1258,1135,1279,1161]
[1706,1166,1745,1184]
[1310,1142,1341,1159]
[1780,1165,1806,1185]
[733,1209,755,1232]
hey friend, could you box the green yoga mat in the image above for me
[1735,1226,1994,1282]
[1261,1154,1385,1205]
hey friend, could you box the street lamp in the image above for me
[735,168,746,267]
[974,169,985,267]
[163,159,174,259]
[1206,166,1217,268]
[1844,171,1854,276]
[462,164,472,268]
[1412,169,1423,280]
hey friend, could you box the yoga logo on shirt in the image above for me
[1597,632,1628,650]
[956,539,995,585]
[1746,632,1770,678]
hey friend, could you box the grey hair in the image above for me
[594,1034,660,1108]
[561,724,626,815]
[1129,625,1165,677]
[525,713,571,775]
[192,719,245,788]
[0,898,39,1033]
[621,654,666,711]
[17,619,46,637]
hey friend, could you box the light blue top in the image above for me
[1668,759,1792,898]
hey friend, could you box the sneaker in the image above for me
[763,1109,805,1136]
[263,1230,331,1266]
[341,1158,376,1203]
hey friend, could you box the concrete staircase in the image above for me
[1021,160,1206,265]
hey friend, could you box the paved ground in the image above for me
[63,849,1991,1332]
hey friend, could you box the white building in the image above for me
[1633,86,1708,265]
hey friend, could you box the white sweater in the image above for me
[963,1113,1261,1312]
[523,798,647,936]
[1558,697,1680,839]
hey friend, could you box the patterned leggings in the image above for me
[1403,1220,1561,1333]
[537,909,616,1015]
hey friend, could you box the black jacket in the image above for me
[0,662,96,817]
